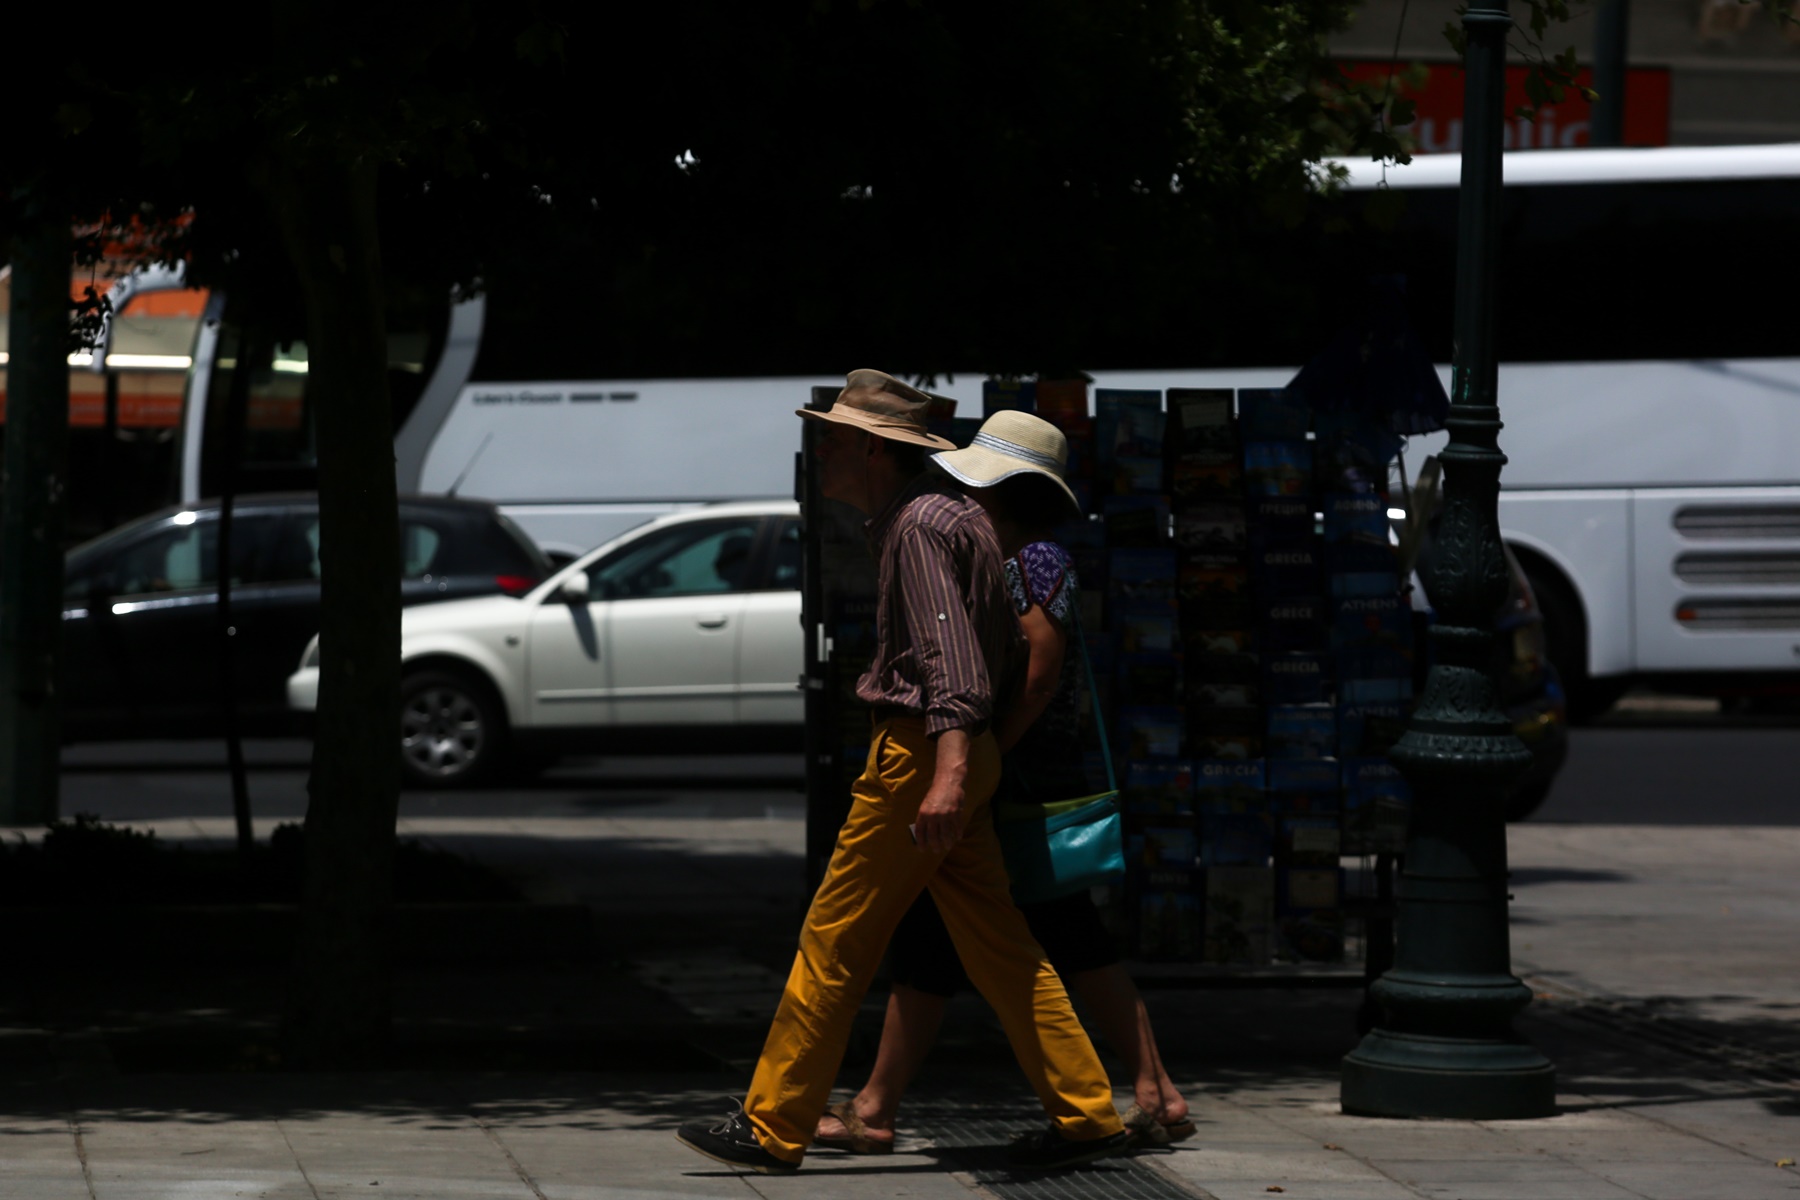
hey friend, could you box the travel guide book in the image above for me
[1117,601,1179,654]
[1249,495,1314,547]
[1254,542,1321,599]
[1269,758,1341,812]
[1117,705,1185,760]
[1203,865,1274,964]
[1243,441,1313,498]
[1263,596,1327,653]
[1176,502,1248,559]
[1342,757,1411,854]
[982,378,1036,415]
[1138,881,1204,962]
[1124,759,1195,821]
[1331,594,1411,651]
[1178,564,1253,628]
[1337,700,1409,757]
[1262,653,1331,705]
[1192,758,1266,812]
[1118,653,1183,705]
[1103,496,1171,548]
[1266,704,1338,760]
[1276,813,1343,868]
[1237,387,1310,441]
[1035,378,1091,425]
[1323,492,1389,547]
[1095,389,1165,467]
[1109,547,1180,603]
[1202,810,1274,866]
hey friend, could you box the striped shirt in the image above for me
[859,475,1023,736]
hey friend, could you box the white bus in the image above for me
[171,142,1800,716]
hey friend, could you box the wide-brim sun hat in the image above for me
[796,368,956,450]
[930,409,1082,518]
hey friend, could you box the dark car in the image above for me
[59,493,551,741]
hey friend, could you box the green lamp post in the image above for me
[1340,0,1557,1119]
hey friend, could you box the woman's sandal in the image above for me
[813,1100,895,1155]
[1121,1102,1197,1148]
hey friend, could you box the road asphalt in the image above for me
[6,756,1800,1197]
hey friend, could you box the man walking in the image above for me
[677,369,1127,1173]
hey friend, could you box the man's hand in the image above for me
[914,727,972,853]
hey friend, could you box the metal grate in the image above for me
[909,1098,1214,1200]
[1673,505,1800,541]
[1675,551,1800,585]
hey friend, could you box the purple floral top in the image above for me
[1002,541,1090,802]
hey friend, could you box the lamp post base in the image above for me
[1342,1029,1556,1119]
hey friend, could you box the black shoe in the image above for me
[1006,1126,1133,1170]
[676,1100,800,1175]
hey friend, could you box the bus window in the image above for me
[1326,177,1800,367]
[195,299,447,499]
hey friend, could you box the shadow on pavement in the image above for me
[1510,867,1634,886]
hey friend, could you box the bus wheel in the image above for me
[1525,565,1621,725]
[1504,777,1553,822]
[399,668,505,788]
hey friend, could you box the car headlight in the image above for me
[301,636,321,670]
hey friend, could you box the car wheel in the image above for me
[399,669,504,788]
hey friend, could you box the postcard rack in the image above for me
[799,380,1412,988]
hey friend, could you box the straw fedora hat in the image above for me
[930,410,1082,517]
[795,369,956,450]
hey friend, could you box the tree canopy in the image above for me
[13,1,1417,377]
[4,0,1440,1064]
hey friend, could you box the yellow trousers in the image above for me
[744,717,1122,1163]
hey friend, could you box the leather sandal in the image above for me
[813,1100,895,1155]
[1121,1102,1197,1148]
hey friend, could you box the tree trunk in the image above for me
[268,157,402,1067]
[0,197,71,825]
[217,328,255,861]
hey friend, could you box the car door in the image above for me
[61,554,136,736]
[79,512,280,732]
[258,509,331,709]
[737,517,804,726]
[526,516,760,731]
[603,516,761,727]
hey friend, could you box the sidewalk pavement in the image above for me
[5,807,1800,1198]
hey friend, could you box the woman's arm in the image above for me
[993,603,1067,754]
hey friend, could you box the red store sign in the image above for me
[1338,60,1672,154]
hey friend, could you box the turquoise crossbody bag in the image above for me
[995,621,1125,903]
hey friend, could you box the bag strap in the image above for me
[1073,618,1115,793]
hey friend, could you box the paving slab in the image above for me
[16,788,1800,1198]
[0,1117,94,1200]
[1585,1161,1800,1200]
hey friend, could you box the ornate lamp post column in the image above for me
[1340,0,1556,1119]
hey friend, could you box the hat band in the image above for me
[833,403,929,434]
[972,430,1062,472]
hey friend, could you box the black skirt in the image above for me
[887,885,1119,998]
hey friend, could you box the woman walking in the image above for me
[816,410,1194,1154]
